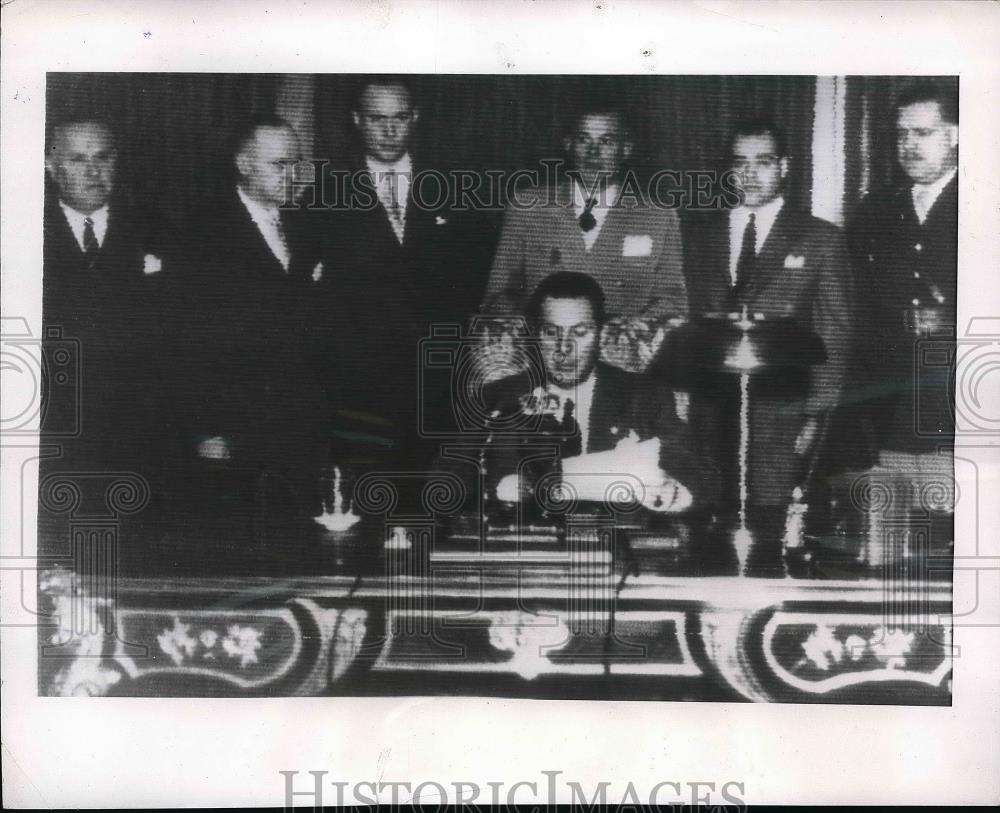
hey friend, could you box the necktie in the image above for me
[562,398,583,458]
[578,198,597,232]
[383,172,405,243]
[82,216,100,264]
[733,212,756,298]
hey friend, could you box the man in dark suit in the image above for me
[176,115,327,524]
[481,105,688,327]
[847,81,957,468]
[41,118,177,564]
[317,78,486,472]
[682,120,853,508]
[42,120,175,476]
[449,273,709,511]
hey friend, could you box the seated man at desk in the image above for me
[446,272,710,513]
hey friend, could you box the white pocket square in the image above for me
[783,254,806,269]
[311,261,325,282]
[622,235,653,257]
[435,215,448,226]
[142,254,162,275]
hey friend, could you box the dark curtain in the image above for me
[46,73,819,220]
[46,73,280,225]
[316,74,817,209]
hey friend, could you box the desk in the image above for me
[38,517,952,702]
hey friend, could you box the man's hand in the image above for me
[793,417,821,456]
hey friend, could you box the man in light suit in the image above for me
[683,120,854,508]
[480,105,688,327]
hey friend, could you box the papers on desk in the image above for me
[496,433,693,513]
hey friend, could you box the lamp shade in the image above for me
[656,313,827,378]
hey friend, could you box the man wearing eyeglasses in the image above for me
[683,119,853,509]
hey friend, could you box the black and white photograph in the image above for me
[32,69,959,703]
[2,1,998,808]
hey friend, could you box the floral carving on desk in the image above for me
[488,610,570,680]
[156,616,263,669]
[111,607,303,692]
[797,625,915,673]
[762,613,951,697]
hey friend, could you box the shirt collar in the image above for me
[366,153,412,177]
[549,368,598,402]
[738,194,784,220]
[572,179,618,209]
[237,186,280,222]
[732,194,784,233]
[59,200,109,227]
[912,166,957,202]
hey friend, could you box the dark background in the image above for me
[45,73,949,227]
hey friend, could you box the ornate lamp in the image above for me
[663,309,827,574]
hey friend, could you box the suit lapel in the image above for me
[745,206,797,302]
[96,207,138,279]
[550,181,588,258]
[356,162,413,250]
[895,186,921,227]
[922,174,957,232]
[402,182,432,249]
[590,202,625,265]
[528,185,585,273]
[231,196,287,278]
[45,201,88,273]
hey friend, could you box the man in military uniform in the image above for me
[847,80,957,466]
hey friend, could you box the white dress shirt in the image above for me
[60,201,109,251]
[572,181,617,251]
[549,370,597,453]
[237,186,290,271]
[728,195,785,285]
[366,153,412,243]
[911,166,956,225]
